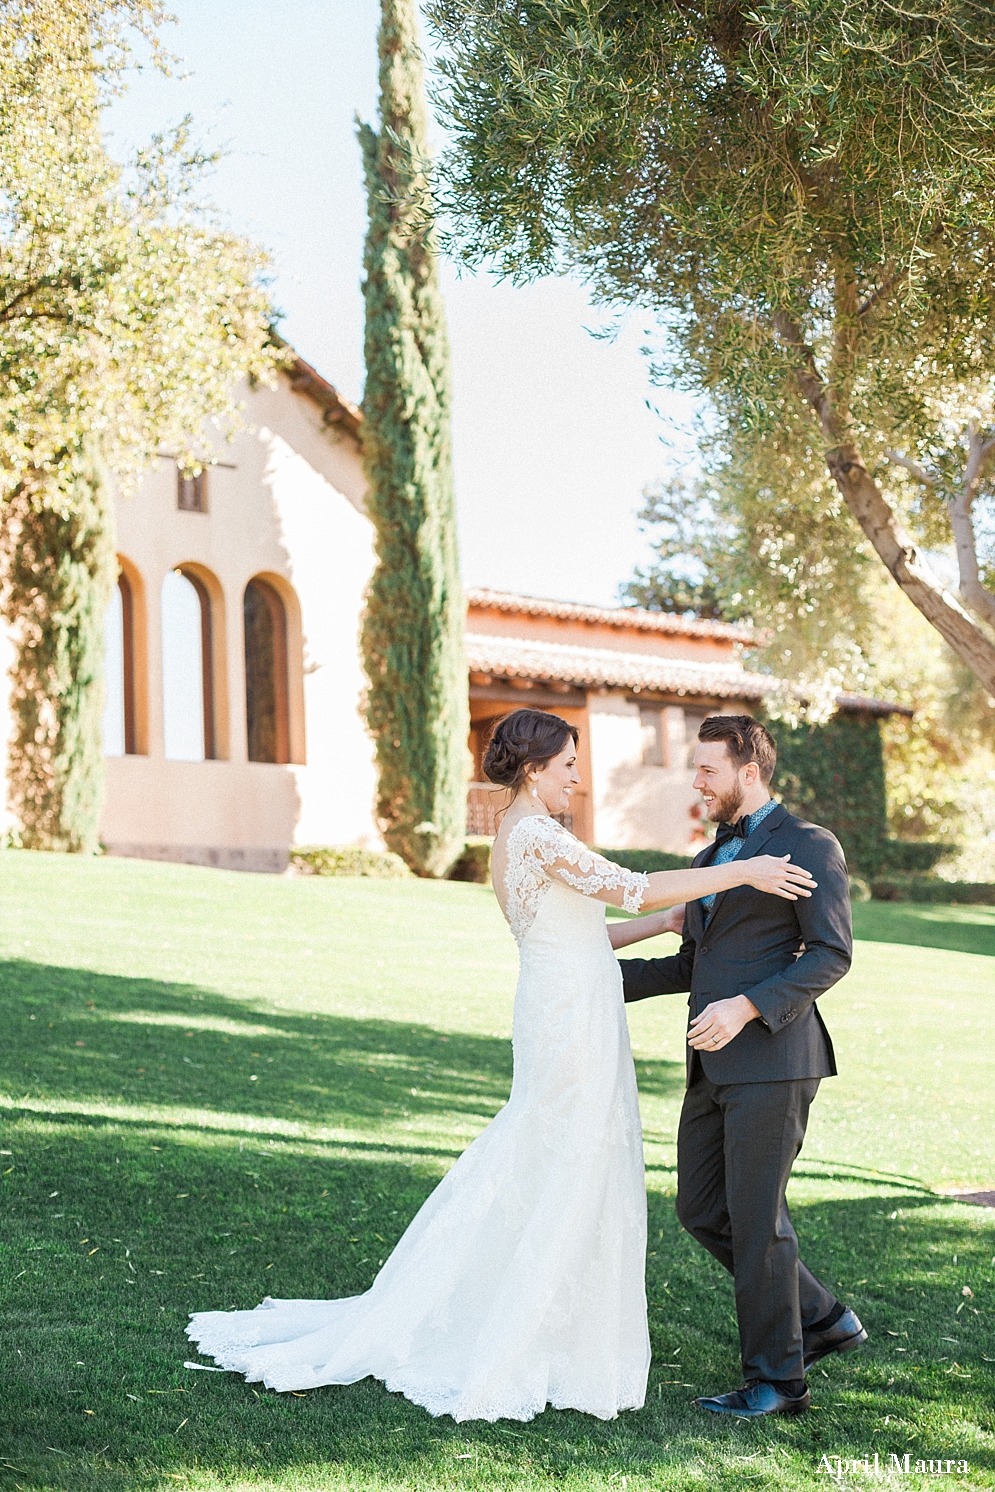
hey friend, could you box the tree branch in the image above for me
[0,284,49,323]
[857,223,944,321]
[858,262,904,319]
[885,449,941,487]
[0,277,81,323]
[772,309,839,440]
[859,262,901,317]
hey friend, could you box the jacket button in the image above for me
[700,946,709,954]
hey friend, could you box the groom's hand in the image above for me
[687,995,761,1051]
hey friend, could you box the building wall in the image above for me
[99,373,380,871]
[588,692,752,853]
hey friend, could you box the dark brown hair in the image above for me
[697,714,777,784]
[483,708,579,795]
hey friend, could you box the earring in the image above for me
[532,787,539,800]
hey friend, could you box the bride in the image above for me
[187,708,816,1423]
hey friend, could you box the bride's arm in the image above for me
[531,819,817,914]
[640,854,816,911]
[607,907,685,950]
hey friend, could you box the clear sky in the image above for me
[106,0,697,607]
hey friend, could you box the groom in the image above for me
[620,714,866,1417]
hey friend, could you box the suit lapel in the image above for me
[704,803,789,930]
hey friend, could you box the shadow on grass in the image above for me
[2,958,993,1490]
[0,956,686,1135]
[0,958,517,1140]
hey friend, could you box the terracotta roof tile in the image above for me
[466,633,771,700]
[466,587,756,643]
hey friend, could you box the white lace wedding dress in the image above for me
[186,816,652,1423]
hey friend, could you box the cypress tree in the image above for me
[1,447,117,854]
[358,0,469,878]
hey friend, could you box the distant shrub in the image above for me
[870,877,995,905]
[876,841,954,875]
[596,848,695,873]
[447,837,493,884]
[848,876,872,902]
[290,846,412,879]
[448,841,700,883]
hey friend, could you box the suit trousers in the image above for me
[676,1063,838,1383]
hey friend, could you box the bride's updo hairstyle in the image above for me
[483,709,579,797]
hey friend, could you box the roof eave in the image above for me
[834,693,914,718]
[466,638,910,717]
[269,332,363,445]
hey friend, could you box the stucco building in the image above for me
[464,590,773,851]
[94,354,377,872]
[0,350,893,871]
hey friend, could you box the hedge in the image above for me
[594,847,695,874]
[447,837,492,883]
[448,842,698,884]
[869,877,995,906]
[875,840,954,874]
[290,846,412,879]
[769,711,957,878]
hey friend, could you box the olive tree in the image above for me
[427,0,995,691]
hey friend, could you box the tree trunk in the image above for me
[824,443,995,693]
[0,447,118,853]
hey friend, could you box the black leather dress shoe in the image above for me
[694,1381,810,1417]
[803,1308,868,1370]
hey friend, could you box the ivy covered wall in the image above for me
[770,710,889,874]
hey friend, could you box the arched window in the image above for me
[162,567,216,761]
[103,573,137,755]
[244,577,290,764]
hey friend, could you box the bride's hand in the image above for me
[659,904,686,936]
[744,854,817,900]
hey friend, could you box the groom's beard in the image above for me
[705,786,745,825]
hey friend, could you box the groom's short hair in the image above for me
[698,715,777,784]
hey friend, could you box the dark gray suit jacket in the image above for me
[620,804,852,1085]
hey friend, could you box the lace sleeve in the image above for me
[515,817,649,914]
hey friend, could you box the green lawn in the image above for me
[0,851,993,1492]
